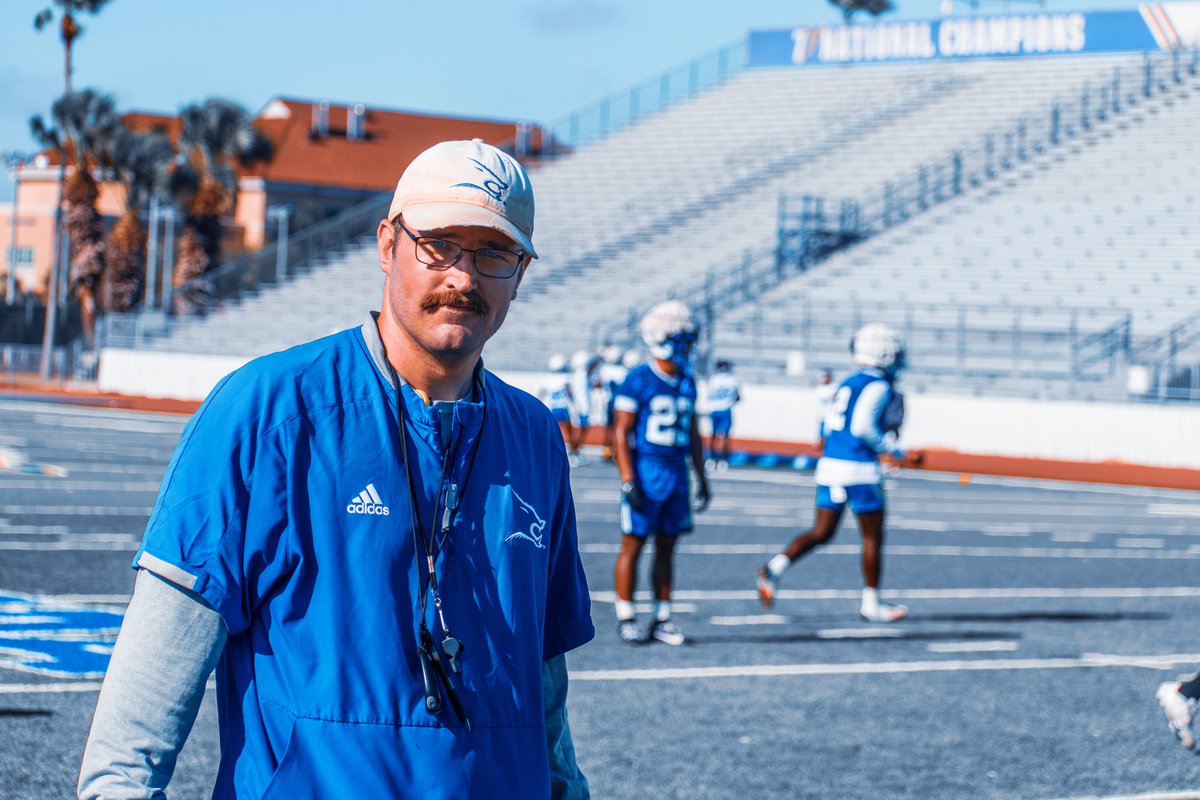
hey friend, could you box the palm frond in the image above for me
[179,97,272,177]
[56,0,113,13]
[48,88,122,169]
[28,114,60,150]
[109,127,176,211]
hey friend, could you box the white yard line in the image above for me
[571,652,1200,682]
[592,586,1200,603]
[580,542,1200,559]
[1042,791,1200,800]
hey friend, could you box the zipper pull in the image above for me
[442,482,458,533]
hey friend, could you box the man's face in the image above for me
[376,218,527,366]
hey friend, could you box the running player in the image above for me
[756,323,920,623]
[612,301,710,645]
[705,359,740,472]
[1158,675,1200,751]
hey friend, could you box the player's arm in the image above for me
[848,381,904,458]
[542,654,589,799]
[612,408,641,507]
[78,569,226,799]
[688,413,710,511]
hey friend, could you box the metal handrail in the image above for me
[171,192,390,311]
[529,68,969,298]
[830,48,1198,239]
[543,41,745,155]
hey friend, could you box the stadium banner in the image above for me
[748,3,1200,67]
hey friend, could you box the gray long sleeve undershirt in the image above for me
[78,569,588,799]
[78,569,226,799]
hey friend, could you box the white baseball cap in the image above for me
[388,139,537,259]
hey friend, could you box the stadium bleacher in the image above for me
[111,42,1199,402]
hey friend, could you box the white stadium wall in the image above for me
[99,351,1199,471]
[98,349,252,401]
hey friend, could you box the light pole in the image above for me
[266,204,293,280]
[160,207,177,314]
[145,196,159,308]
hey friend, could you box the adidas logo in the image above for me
[346,482,390,516]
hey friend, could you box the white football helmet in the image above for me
[547,353,568,373]
[602,344,623,364]
[639,300,697,367]
[570,350,591,371]
[851,323,906,374]
[622,350,641,369]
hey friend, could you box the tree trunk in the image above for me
[101,211,146,313]
[172,178,227,315]
[63,169,106,342]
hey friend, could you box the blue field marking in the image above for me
[709,449,818,471]
[0,592,123,678]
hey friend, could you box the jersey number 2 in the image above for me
[646,396,691,447]
[823,386,852,434]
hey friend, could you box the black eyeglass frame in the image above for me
[396,218,525,279]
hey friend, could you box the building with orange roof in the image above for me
[1,97,547,298]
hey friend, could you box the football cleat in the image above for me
[1157,681,1198,751]
[860,602,908,623]
[618,619,641,644]
[649,619,685,646]
[756,567,778,610]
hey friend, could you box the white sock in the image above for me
[862,587,880,611]
[767,554,791,578]
[615,599,635,621]
[652,600,671,622]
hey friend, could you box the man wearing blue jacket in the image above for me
[756,323,920,623]
[79,140,596,799]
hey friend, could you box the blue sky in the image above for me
[0,0,1143,197]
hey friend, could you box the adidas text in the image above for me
[346,502,390,515]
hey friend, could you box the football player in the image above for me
[815,368,837,447]
[597,344,628,462]
[1158,675,1200,752]
[705,359,741,471]
[612,301,710,645]
[539,354,576,459]
[757,323,921,623]
[568,350,597,463]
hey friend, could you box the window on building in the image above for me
[6,247,33,267]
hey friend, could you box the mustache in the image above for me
[421,289,489,315]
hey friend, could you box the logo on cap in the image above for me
[453,157,511,203]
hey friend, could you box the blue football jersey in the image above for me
[816,368,899,488]
[613,363,697,462]
[540,373,572,413]
[706,373,740,412]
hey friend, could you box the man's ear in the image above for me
[512,258,530,298]
[377,219,394,274]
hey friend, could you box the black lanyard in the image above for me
[382,357,486,730]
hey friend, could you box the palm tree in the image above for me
[34,1,112,356]
[29,88,122,341]
[34,0,113,94]
[171,98,272,315]
[102,127,175,313]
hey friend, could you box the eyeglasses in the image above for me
[397,219,524,279]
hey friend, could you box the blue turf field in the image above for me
[3,396,1200,799]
